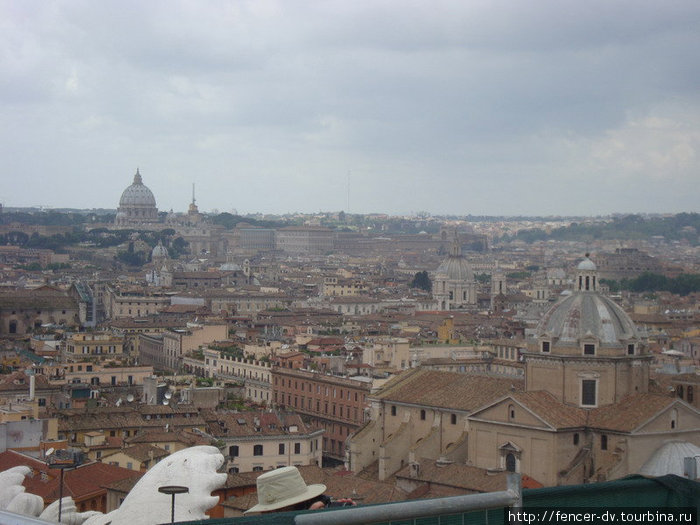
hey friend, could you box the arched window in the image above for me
[505,453,516,472]
[670,409,678,430]
[420,409,426,420]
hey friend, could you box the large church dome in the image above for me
[119,169,156,207]
[436,255,474,281]
[536,292,638,345]
[535,255,639,349]
[115,169,159,227]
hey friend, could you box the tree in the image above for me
[410,271,432,292]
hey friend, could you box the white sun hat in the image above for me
[244,466,327,514]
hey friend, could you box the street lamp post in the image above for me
[158,485,189,524]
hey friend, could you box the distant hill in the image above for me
[497,213,699,245]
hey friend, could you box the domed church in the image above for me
[433,233,477,310]
[466,255,700,484]
[528,255,648,406]
[115,169,159,227]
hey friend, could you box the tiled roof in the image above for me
[375,369,523,412]
[203,410,316,438]
[126,429,208,447]
[0,450,139,503]
[395,459,544,493]
[509,391,588,429]
[588,393,678,432]
[103,443,170,463]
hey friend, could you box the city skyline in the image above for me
[2,1,699,216]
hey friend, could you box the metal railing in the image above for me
[294,472,522,525]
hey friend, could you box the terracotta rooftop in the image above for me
[508,391,588,429]
[394,458,543,493]
[103,443,170,463]
[0,450,139,503]
[588,393,679,432]
[375,368,523,412]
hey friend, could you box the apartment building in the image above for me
[63,332,125,361]
[272,363,372,461]
[204,411,323,473]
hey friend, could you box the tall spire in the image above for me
[192,183,196,205]
[134,168,143,185]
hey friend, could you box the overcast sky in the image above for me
[2,1,699,216]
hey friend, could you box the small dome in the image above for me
[639,441,700,477]
[220,262,242,272]
[536,292,637,346]
[577,255,597,271]
[436,255,474,282]
[152,241,168,259]
[119,169,156,207]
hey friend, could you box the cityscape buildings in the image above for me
[0,169,697,519]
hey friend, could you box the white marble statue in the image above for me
[0,466,45,515]
[0,445,226,525]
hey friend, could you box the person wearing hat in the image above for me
[244,466,355,514]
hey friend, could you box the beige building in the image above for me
[103,443,169,472]
[362,337,411,371]
[161,323,228,373]
[348,256,700,486]
[276,226,334,254]
[321,277,368,297]
[183,347,272,404]
[103,286,171,319]
[204,411,323,473]
[63,332,125,362]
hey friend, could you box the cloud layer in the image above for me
[1,0,699,215]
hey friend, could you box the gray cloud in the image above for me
[1,0,699,215]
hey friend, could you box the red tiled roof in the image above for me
[588,393,678,432]
[0,450,140,503]
[375,369,523,412]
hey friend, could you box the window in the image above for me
[573,433,579,445]
[294,443,301,454]
[688,386,694,403]
[279,443,285,455]
[126,462,133,470]
[583,344,595,356]
[601,435,608,450]
[627,344,635,355]
[252,466,263,472]
[508,405,515,420]
[420,409,426,420]
[541,341,550,353]
[581,380,597,406]
[451,413,457,425]
[505,453,516,473]
[253,444,263,456]
[391,405,397,416]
